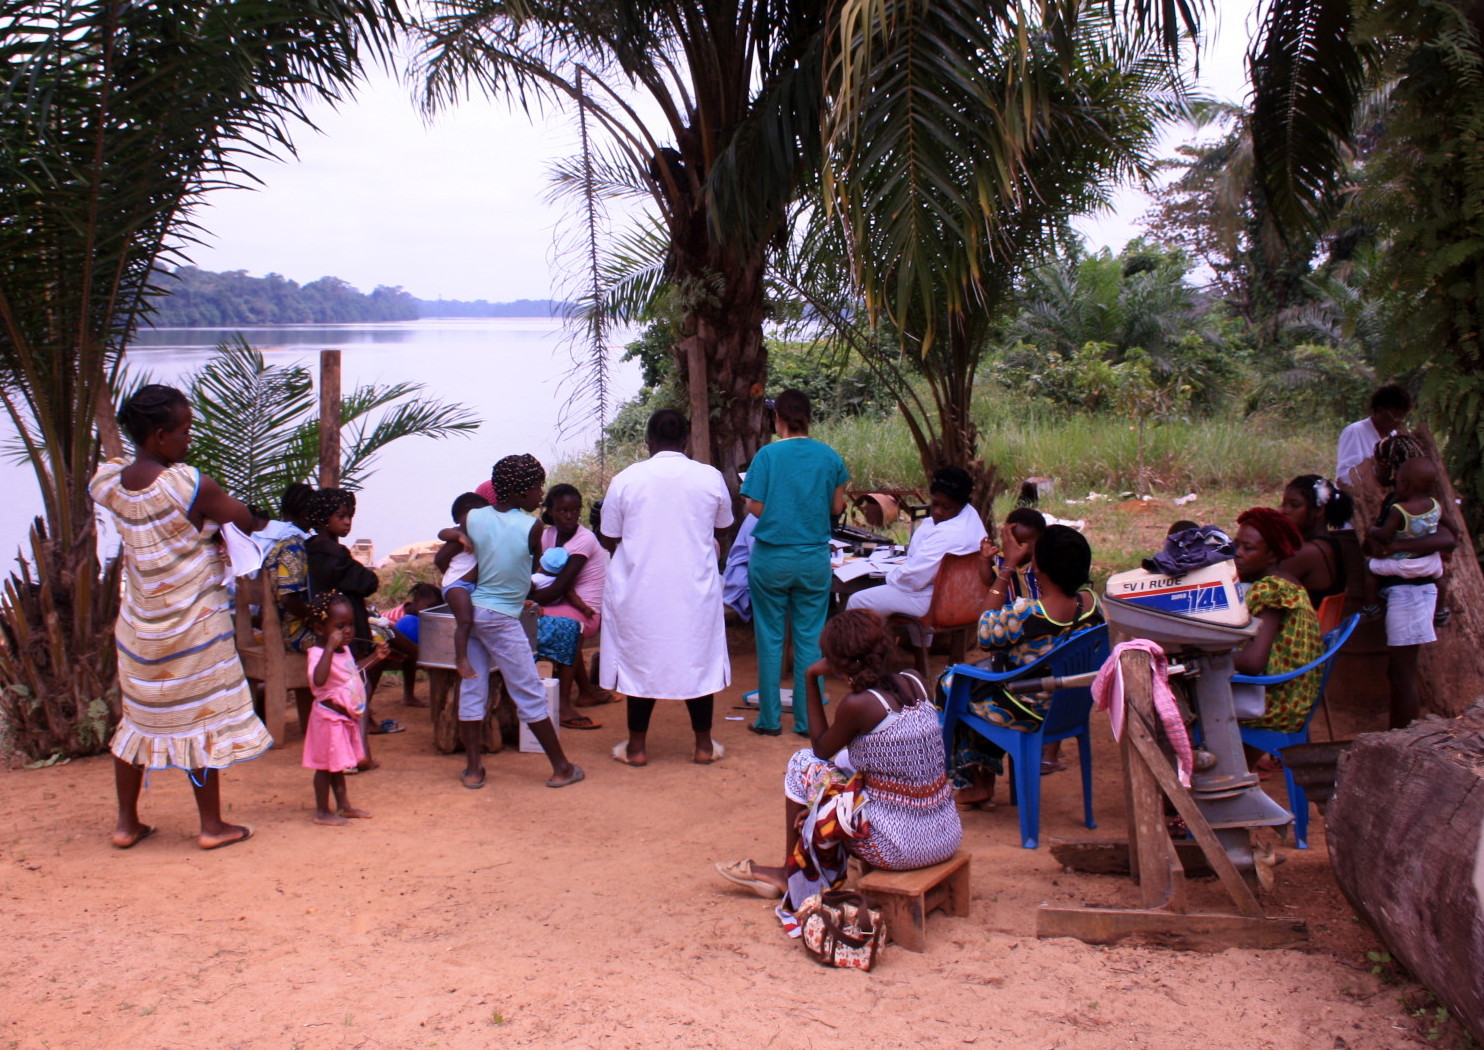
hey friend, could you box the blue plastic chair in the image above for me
[940,624,1111,848]
[1227,613,1360,850]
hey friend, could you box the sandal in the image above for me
[715,859,783,900]
[370,719,405,735]
[560,715,602,730]
[1040,759,1066,776]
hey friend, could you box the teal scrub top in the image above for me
[741,437,848,547]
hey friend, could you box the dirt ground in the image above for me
[2,622,1448,1050]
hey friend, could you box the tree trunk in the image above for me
[1339,424,1484,717]
[1326,707,1484,1042]
[672,256,769,519]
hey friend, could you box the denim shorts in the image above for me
[443,580,476,596]
[1381,582,1437,647]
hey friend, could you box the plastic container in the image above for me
[518,678,562,753]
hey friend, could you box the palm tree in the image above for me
[0,0,399,759]
[184,336,481,511]
[811,2,1187,498]
[416,0,829,496]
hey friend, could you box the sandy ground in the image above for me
[2,629,1439,1050]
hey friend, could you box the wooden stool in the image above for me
[857,852,971,952]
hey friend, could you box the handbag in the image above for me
[794,889,886,971]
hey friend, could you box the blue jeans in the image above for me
[748,541,830,731]
[458,606,548,723]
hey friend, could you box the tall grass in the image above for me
[552,388,1335,506]
[814,393,1334,497]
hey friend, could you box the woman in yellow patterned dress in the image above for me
[91,385,273,850]
[1230,507,1324,733]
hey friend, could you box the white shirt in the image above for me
[884,503,987,594]
[1336,417,1383,486]
[599,451,734,698]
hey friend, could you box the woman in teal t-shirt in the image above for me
[740,389,849,735]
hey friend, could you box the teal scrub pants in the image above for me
[748,541,831,732]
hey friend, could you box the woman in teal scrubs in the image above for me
[741,389,849,735]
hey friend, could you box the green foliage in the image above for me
[604,322,892,451]
[808,387,1332,499]
[1361,0,1484,539]
[183,337,480,510]
[0,0,398,758]
[1246,342,1374,422]
[989,244,1241,415]
[150,268,419,327]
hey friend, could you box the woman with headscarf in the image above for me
[845,465,986,619]
[1230,507,1324,733]
[90,384,271,850]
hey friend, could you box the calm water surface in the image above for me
[0,318,640,563]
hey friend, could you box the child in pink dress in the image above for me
[304,592,388,826]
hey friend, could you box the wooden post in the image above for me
[318,349,341,488]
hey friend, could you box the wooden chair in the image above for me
[233,572,311,748]
[886,552,994,677]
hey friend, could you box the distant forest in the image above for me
[146,267,566,326]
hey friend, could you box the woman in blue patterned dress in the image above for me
[943,524,1102,807]
[715,610,962,919]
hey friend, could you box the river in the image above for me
[0,318,642,564]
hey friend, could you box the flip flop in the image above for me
[370,719,406,735]
[560,715,602,730]
[715,859,783,900]
[693,740,726,765]
[460,768,486,790]
[575,690,619,708]
[611,741,647,767]
[111,824,156,850]
[200,825,253,851]
[1040,760,1067,776]
[546,764,585,789]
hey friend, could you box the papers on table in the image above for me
[832,550,906,582]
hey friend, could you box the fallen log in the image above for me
[1327,704,1484,1041]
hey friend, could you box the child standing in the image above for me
[304,592,388,826]
[434,491,488,679]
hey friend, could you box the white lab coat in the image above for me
[846,503,986,618]
[599,451,734,698]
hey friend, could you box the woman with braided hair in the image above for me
[1230,507,1324,733]
[90,384,271,850]
[451,453,583,789]
[715,609,961,922]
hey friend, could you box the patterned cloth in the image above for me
[1239,574,1323,733]
[535,614,580,666]
[90,460,273,770]
[775,673,961,928]
[262,534,313,653]
[939,589,1102,782]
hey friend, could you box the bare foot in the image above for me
[314,812,351,826]
[199,824,254,850]
[456,656,477,679]
[111,823,156,849]
[337,807,372,819]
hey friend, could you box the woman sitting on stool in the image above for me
[714,610,962,928]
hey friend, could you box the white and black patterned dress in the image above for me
[784,671,962,871]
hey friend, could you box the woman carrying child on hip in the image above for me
[304,592,388,826]
[1362,435,1457,728]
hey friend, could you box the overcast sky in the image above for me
[184,2,1256,303]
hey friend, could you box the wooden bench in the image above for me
[233,572,311,747]
[857,852,971,952]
